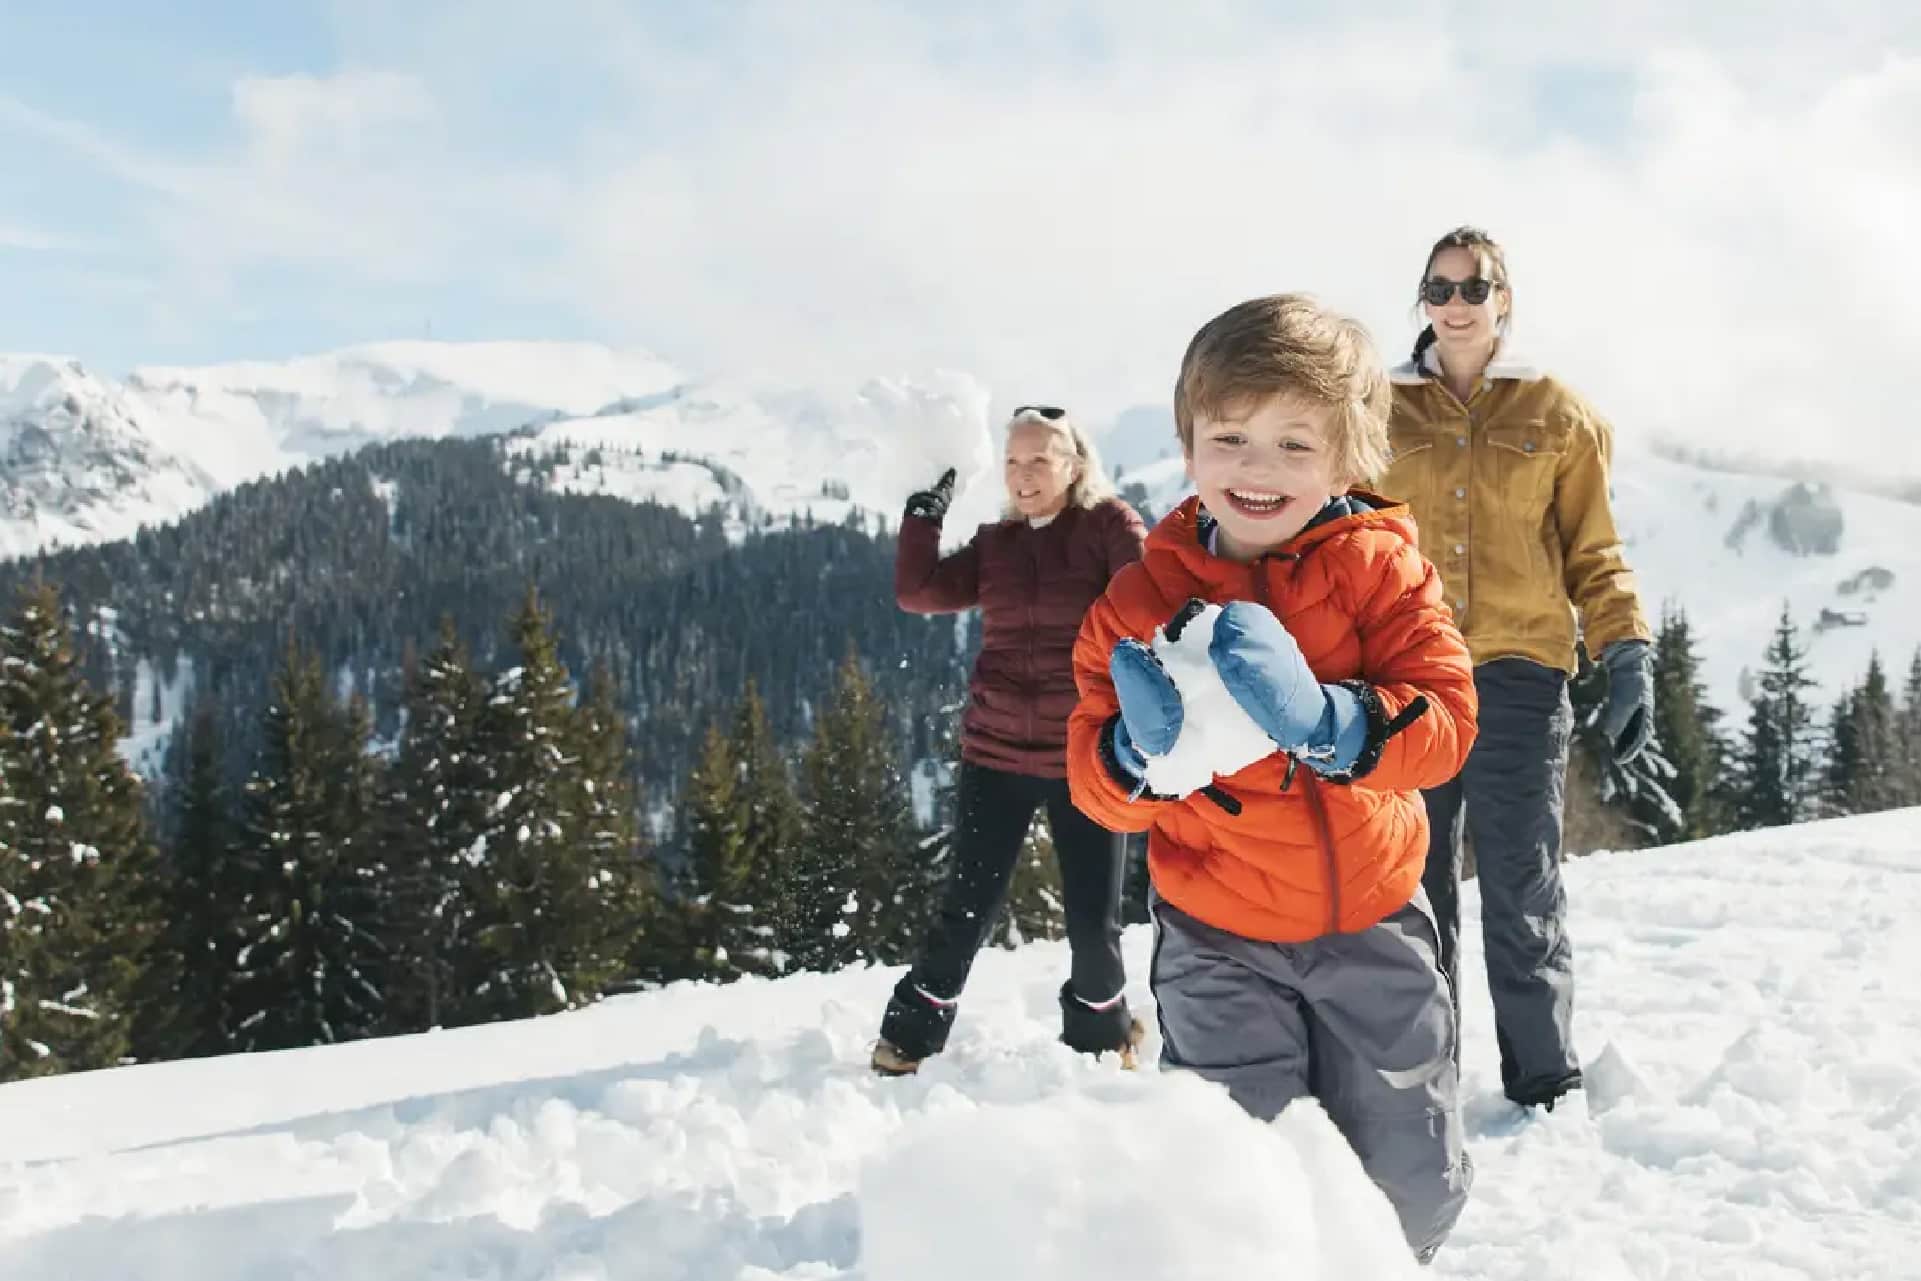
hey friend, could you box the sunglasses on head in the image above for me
[1011,404,1067,420]
[1421,276,1497,307]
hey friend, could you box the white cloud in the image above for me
[230,70,435,170]
[547,8,1921,475]
[0,220,74,252]
[6,4,1920,476]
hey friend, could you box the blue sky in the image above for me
[3,2,1919,467]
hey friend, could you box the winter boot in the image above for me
[873,974,959,1076]
[1506,1068,1583,1112]
[1059,981,1143,1067]
[870,1038,925,1077]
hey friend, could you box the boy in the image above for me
[1066,295,1478,1262]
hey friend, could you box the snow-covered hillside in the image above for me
[6,340,1918,711]
[2,810,1916,1279]
[510,371,1001,539]
[126,342,682,487]
[1,342,681,558]
[0,357,219,560]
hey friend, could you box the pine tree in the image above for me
[1828,653,1902,816]
[991,816,1066,948]
[1898,649,1921,808]
[783,651,918,972]
[134,700,249,1061]
[463,591,634,1021]
[1732,605,1822,830]
[1823,688,1860,817]
[727,681,802,976]
[228,642,389,1051]
[680,723,750,980]
[383,619,490,1031]
[0,583,159,1080]
[571,661,653,984]
[1648,607,1732,841]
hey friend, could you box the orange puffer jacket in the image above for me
[1067,494,1478,943]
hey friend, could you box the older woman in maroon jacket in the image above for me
[873,406,1148,1076]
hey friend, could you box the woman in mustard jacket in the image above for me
[1380,226,1654,1111]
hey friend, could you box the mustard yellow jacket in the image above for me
[1380,350,1650,673]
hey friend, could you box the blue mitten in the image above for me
[1209,601,1367,773]
[1108,639,1183,777]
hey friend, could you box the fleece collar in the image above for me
[1389,342,1541,386]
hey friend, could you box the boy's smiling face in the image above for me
[1186,393,1349,562]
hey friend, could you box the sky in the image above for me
[3,1,1920,471]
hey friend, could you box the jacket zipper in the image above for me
[1253,551,1337,933]
[1302,771,1341,935]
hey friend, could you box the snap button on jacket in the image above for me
[1381,362,1651,672]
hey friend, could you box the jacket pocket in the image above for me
[1482,421,1563,582]
[1380,436,1438,550]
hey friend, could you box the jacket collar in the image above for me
[1195,493,1368,553]
[1389,343,1541,386]
[1150,490,1415,577]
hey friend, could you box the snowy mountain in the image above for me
[1,342,681,558]
[2,808,1916,1279]
[125,342,683,486]
[0,356,219,560]
[6,341,1919,713]
[511,371,1001,538]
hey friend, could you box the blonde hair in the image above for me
[1001,407,1117,519]
[1413,225,1513,361]
[1173,294,1393,486]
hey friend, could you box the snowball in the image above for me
[1138,603,1277,799]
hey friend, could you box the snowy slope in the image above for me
[1119,436,1921,715]
[3,810,1918,1280]
[7,337,1918,710]
[511,372,1002,540]
[1610,442,1921,715]
[0,357,219,559]
[0,342,682,558]
[125,341,682,488]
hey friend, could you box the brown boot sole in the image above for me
[870,1040,924,1077]
[1116,1017,1145,1070]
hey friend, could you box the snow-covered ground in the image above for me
[4,809,1917,1280]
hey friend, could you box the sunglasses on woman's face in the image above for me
[1422,277,1496,307]
[1012,404,1066,420]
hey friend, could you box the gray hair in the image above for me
[1000,407,1117,519]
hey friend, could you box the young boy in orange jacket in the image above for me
[1067,295,1479,1263]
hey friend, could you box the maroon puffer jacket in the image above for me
[897,497,1147,778]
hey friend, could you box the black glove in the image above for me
[1600,639,1655,765]
[904,468,957,521]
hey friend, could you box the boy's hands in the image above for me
[1209,601,1366,773]
[1108,639,1183,776]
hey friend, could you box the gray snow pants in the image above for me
[1150,890,1471,1262]
[1421,657,1582,1104]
